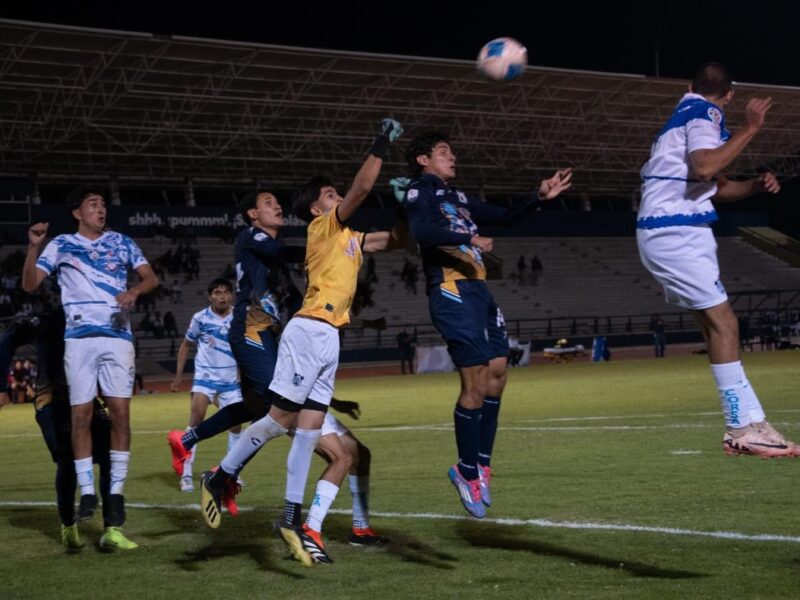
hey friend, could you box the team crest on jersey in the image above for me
[406,189,418,203]
[106,263,117,272]
[254,232,267,241]
[456,191,468,204]
[345,237,359,258]
[292,373,305,386]
[707,107,722,125]
[89,250,100,261]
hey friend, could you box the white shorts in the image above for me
[321,412,350,437]
[269,317,340,407]
[64,337,135,406]
[191,384,243,408]
[637,224,728,310]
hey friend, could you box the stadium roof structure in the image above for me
[2,18,800,197]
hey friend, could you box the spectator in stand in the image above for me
[163,311,178,338]
[517,256,527,286]
[650,314,666,357]
[152,311,165,339]
[401,258,418,295]
[139,311,154,336]
[172,279,183,304]
[530,255,543,287]
[366,255,378,284]
[397,330,416,375]
[223,263,236,281]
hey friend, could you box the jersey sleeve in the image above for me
[405,186,473,246]
[126,237,149,269]
[35,239,59,275]
[687,105,724,153]
[245,229,285,260]
[185,314,201,342]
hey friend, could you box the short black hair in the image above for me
[405,130,450,178]
[292,175,335,223]
[691,62,732,98]
[207,277,232,294]
[67,186,106,211]
[239,189,275,223]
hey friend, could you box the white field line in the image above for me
[1,500,799,545]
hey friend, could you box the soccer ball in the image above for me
[477,37,528,81]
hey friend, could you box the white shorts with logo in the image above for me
[191,383,243,408]
[269,317,340,407]
[637,224,728,310]
[64,337,135,406]
[321,412,350,437]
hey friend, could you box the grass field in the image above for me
[1,352,799,599]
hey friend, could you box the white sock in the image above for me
[305,480,339,532]
[349,475,370,530]
[183,445,197,478]
[74,457,95,496]
[285,428,322,504]
[220,415,286,474]
[711,361,763,429]
[227,431,242,455]
[109,450,130,495]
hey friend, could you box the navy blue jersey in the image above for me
[231,226,303,345]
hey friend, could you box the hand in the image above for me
[28,222,49,247]
[470,235,494,252]
[744,97,772,132]
[169,378,181,393]
[330,398,361,419]
[115,289,139,310]
[380,118,404,143]
[757,172,780,194]
[538,168,573,200]
[389,177,411,203]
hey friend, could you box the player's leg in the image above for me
[177,391,212,490]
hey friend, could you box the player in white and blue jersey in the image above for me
[637,63,798,458]
[169,278,242,492]
[22,188,159,549]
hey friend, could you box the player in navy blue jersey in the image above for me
[402,131,571,517]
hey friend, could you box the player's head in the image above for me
[68,187,107,234]
[292,175,339,223]
[207,277,233,312]
[240,190,284,232]
[690,62,733,104]
[406,131,455,181]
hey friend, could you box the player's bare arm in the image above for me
[713,172,781,203]
[690,97,771,181]
[170,338,195,392]
[21,222,49,293]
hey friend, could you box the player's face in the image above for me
[418,142,456,181]
[208,285,232,313]
[73,195,107,234]
[250,193,284,231]
[312,186,342,216]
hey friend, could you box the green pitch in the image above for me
[1,352,799,599]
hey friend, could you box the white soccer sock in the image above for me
[109,450,130,495]
[349,475,370,530]
[711,361,764,429]
[183,444,197,478]
[74,457,95,496]
[305,480,340,532]
[227,431,242,455]
[220,415,286,474]
[285,428,322,504]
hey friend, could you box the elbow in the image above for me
[695,169,715,182]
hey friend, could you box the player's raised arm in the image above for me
[713,172,781,203]
[22,222,50,293]
[338,118,403,223]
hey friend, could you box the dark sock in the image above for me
[190,403,250,448]
[283,500,303,527]
[453,404,482,480]
[55,459,76,525]
[105,494,126,527]
[479,396,501,467]
[209,467,232,490]
[181,428,199,451]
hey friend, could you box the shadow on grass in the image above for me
[136,470,179,489]
[456,521,707,579]
[5,507,103,551]
[325,516,458,570]
[164,508,304,579]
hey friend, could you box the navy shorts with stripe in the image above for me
[428,279,509,368]
[229,328,278,400]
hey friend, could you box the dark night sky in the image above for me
[4,1,800,87]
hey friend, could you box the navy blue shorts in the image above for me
[428,279,509,368]
[230,328,278,400]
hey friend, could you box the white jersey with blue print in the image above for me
[36,231,148,341]
[637,93,731,229]
[186,307,239,393]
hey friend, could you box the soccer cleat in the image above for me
[99,526,138,550]
[275,522,314,567]
[200,471,223,529]
[478,464,493,507]
[301,525,334,564]
[447,465,486,518]
[222,477,241,517]
[61,523,85,550]
[723,421,800,458]
[167,429,191,477]
[76,494,97,521]
[179,475,194,493]
[348,526,390,547]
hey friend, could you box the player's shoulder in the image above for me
[676,94,724,125]
[241,225,275,244]
[407,174,443,205]
[191,307,209,322]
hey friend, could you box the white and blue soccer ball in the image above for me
[477,37,528,81]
